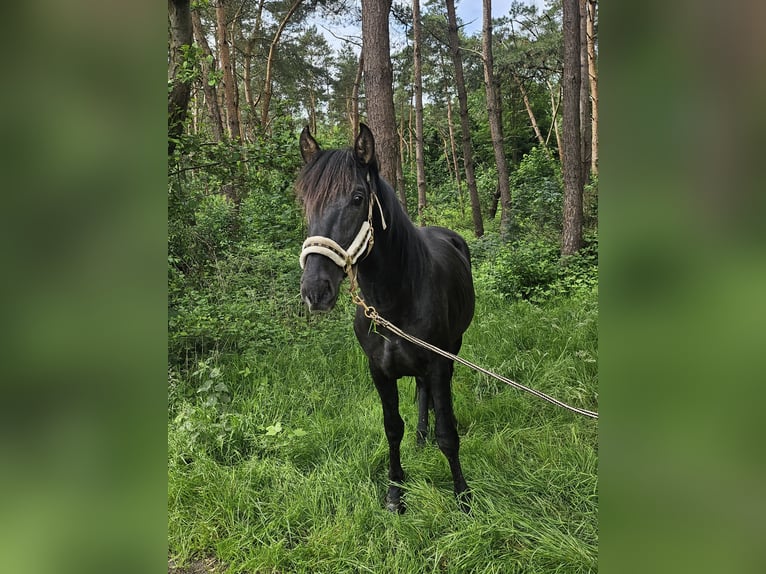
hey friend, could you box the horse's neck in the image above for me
[357,217,425,313]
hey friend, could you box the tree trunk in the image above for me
[361,0,406,210]
[191,8,224,142]
[587,0,598,177]
[518,75,546,150]
[579,0,592,185]
[243,38,257,129]
[260,0,304,129]
[445,91,464,216]
[168,0,193,155]
[445,0,483,237]
[351,53,363,137]
[546,79,564,160]
[482,0,512,235]
[413,0,427,224]
[243,0,266,137]
[562,0,584,255]
[215,0,240,140]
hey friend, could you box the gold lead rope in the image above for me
[346,270,598,420]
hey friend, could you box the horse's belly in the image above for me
[375,337,430,379]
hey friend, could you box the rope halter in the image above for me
[300,189,387,273]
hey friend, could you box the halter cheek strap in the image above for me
[299,191,387,272]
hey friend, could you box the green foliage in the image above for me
[168,285,598,572]
[168,242,306,365]
[471,232,597,304]
[511,146,563,233]
[175,44,205,85]
[475,163,499,216]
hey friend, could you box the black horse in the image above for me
[297,124,475,513]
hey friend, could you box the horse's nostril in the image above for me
[301,278,335,312]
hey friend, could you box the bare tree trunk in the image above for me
[445,0,483,237]
[243,38,257,126]
[351,53,363,137]
[230,17,247,142]
[482,0,512,235]
[242,0,266,137]
[587,0,598,177]
[562,0,584,255]
[579,0,592,185]
[260,0,304,129]
[191,8,224,142]
[445,91,464,215]
[442,134,453,182]
[546,79,564,161]
[407,101,414,174]
[309,90,317,134]
[399,94,407,180]
[413,0,427,224]
[215,0,240,141]
[168,0,193,155]
[361,0,406,210]
[518,75,546,149]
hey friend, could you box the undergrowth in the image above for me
[168,259,598,572]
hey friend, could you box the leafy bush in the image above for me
[511,146,563,233]
[168,242,305,366]
[475,163,500,216]
[472,232,598,304]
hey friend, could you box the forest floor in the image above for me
[168,285,598,573]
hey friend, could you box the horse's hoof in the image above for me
[385,491,406,514]
[456,488,472,514]
[416,431,427,447]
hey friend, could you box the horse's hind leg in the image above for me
[415,377,430,446]
[371,367,406,514]
[431,361,471,513]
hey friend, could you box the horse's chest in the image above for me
[363,333,430,379]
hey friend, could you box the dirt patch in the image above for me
[168,556,222,574]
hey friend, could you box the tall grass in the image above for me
[168,280,598,573]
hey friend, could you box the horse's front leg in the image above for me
[370,366,406,514]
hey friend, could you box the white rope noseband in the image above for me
[299,191,387,272]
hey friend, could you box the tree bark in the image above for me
[191,7,224,142]
[351,53,363,137]
[168,0,193,155]
[413,0,427,224]
[445,0,483,237]
[546,79,564,160]
[482,0,512,235]
[242,0,266,136]
[243,38,257,125]
[445,88,464,215]
[361,0,406,210]
[587,0,598,177]
[260,0,304,129]
[562,0,584,255]
[579,0,592,185]
[215,0,240,140]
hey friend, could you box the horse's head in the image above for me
[297,124,379,312]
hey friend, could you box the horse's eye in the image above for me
[351,193,364,205]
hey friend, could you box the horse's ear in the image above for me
[354,123,376,167]
[299,126,320,164]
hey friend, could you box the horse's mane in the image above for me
[296,149,357,222]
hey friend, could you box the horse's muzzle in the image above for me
[300,259,343,313]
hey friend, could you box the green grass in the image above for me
[168,286,598,573]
